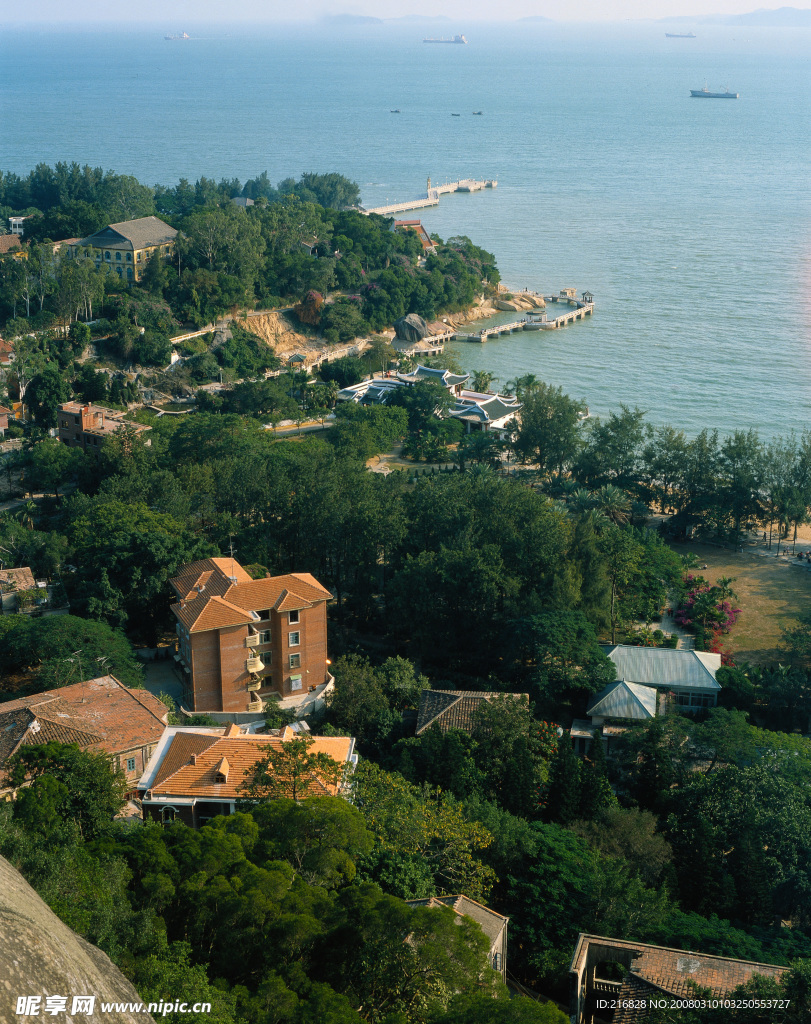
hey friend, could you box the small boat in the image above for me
[164,32,189,40]
[472,110,483,115]
[451,113,461,116]
[390,109,400,113]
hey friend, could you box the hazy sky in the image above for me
[1,1,800,25]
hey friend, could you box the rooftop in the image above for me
[586,680,659,720]
[0,676,169,771]
[571,934,786,1014]
[602,645,722,692]
[415,689,527,736]
[170,558,331,634]
[78,216,178,251]
[406,895,508,945]
[140,725,355,800]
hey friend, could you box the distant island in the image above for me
[661,5,811,26]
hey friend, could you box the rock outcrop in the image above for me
[394,313,429,343]
[0,855,155,1024]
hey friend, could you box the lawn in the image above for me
[670,541,811,666]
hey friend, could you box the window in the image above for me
[288,631,300,647]
[288,609,300,624]
[127,267,133,280]
[290,674,303,692]
[116,251,122,261]
[289,653,301,669]
[137,252,142,262]
[259,630,271,644]
[160,806,176,824]
[126,252,132,261]
[126,757,136,772]
[74,416,80,425]
[105,251,111,260]
[116,267,122,277]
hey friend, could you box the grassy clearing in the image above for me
[670,541,811,665]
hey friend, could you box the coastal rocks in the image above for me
[495,294,546,312]
[394,313,429,343]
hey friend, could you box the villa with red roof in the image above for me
[170,557,332,714]
[139,724,356,827]
[0,675,168,794]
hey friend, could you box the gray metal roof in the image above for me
[586,680,658,719]
[602,645,721,692]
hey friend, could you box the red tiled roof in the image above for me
[0,676,168,764]
[145,730,354,800]
[169,559,330,634]
[0,235,22,255]
[0,567,36,592]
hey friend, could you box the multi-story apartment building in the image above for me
[70,215,177,282]
[57,402,151,456]
[170,558,332,713]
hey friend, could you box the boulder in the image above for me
[494,299,520,312]
[394,313,429,343]
[0,855,154,1023]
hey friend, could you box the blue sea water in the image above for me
[2,21,810,438]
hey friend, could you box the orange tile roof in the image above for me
[0,676,168,763]
[171,594,254,633]
[145,731,354,800]
[169,560,330,634]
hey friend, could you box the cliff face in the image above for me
[0,855,155,1024]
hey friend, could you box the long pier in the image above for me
[362,178,496,217]
[456,297,594,342]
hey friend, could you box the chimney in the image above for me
[190,753,197,765]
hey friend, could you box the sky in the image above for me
[1,1,807,25]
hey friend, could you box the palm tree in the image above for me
[471,370,496,394]
[594,484,632,526]
[507,373,540,400]
[568,488,596,514]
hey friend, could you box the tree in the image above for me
[350,761,496,900]
[5,742,126,838]
[26,366,70,428]
[471,370,496,394]
[545,733,581,825]
[141,247,170,296]
[0,613,144,691]
[575,405,646,489]
[240,799,373,888]
[511,383,585,479]
[241,736,346,802]
[23,438,88,499]
[530,609,616,705]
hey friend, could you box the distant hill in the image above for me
[322,14,384,26]
[662,6,811,26]
[516,15,556,21]
[729,6,811,24]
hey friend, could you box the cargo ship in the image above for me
[666,32,696,37]
[690,85,738,98]
[164,32,190,40]
[423,34,468,43]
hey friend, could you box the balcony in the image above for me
[247,679,261,692]
[246,655,265,673]
[245,634,259,649]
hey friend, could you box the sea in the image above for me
[2,20,810,439]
